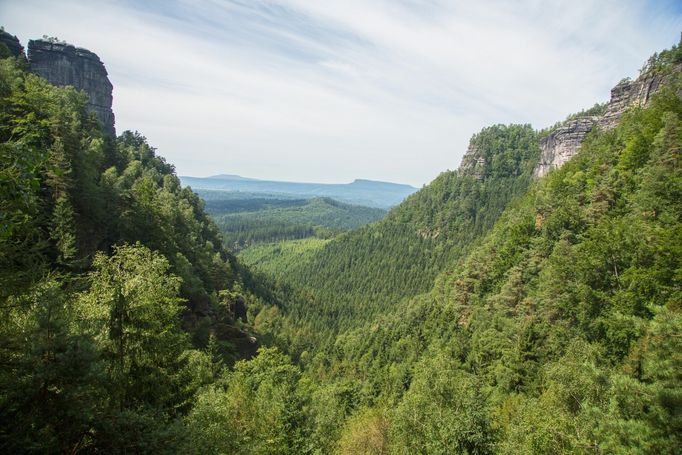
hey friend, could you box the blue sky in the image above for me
[2,0,681,186]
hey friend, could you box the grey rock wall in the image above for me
[532,63,679,178]
[597,73,664,131]
[458,144,486,180]
[27,39,115,136]
[533,117,598,178]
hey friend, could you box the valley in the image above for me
[198,190,387,250]
[1,18,681,455]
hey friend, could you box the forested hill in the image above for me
[1,26,681,455]
[237,40,681,454]
[206,195,387,250]
[304,70,682,453]
[274,124,541,335]
[0,34,268,451]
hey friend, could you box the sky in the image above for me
[2,1,681,186]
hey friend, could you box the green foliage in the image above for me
[2,32,681,455]
[242,60,682,453]
[209,195,386,249]
[641,40,682,75]
[390,354,495,454]
[336,407,389,455]
[0,277,102,453]
[75,244,188,410]
[0,51,259,453]
[267,124,540,349]
[239,237,330,277]
[184,347,308,455]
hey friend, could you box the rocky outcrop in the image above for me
[597,73,665,130]
[459,144,486,180]
[533,117,598,178]
[533,62,680,178]
[0,29,24,58]
[28,39,115,136]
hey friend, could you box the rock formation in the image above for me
[533,62,680,178]
[533,117,598,178]
[458,144,486,180]
[27,39,115,136]
[597,73,665,130]
[0,29,24,58]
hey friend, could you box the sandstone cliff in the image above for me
[533,117,598,178]
[458,144,486,180]
[533,58,680,178]
[28,39,115,136]
[597,71,666,130]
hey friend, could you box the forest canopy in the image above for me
[1,31,681,455]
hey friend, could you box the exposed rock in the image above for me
[597,73,665,131]
[0,29,24,58]
[533,62,681,178]
[27,39,115,136]
[533,117,598,178]
[458,144,487,181]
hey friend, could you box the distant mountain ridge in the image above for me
[179,174,418,208]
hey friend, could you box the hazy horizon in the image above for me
[2,0,681,186]
[181,173,419,187]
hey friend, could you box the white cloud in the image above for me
[1,0,680,186]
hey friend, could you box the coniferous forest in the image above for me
[1,23,681,455]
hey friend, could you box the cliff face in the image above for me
[533,117,598,178]
[597,72,666,130]
[0,29,24,58]
[28,39,115,136]
[533,63,680,178]
[458,144,486,180]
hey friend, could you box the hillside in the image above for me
[236,41,682,454]
[180,174,418,209]
[305,78,682,453]
[239,238,330,277]
[1,24,681,455]
[271,124,541,335]
[0,35,266,451]
[204,193,386,249]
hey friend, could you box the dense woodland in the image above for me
[203,194,385,250]
[0,54,263,451]
[268,123,542,337]
[0,35,680,454]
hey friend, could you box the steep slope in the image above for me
[0,47,250,350]
[217,39,681,454]
[534,41,682,178]
[0,38,267,451]
[314,78,682,453]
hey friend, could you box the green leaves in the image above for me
[184,347,307,455]
[391,353,495,455]
[76,244,187,409]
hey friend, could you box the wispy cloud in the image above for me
[2,0,680,185]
